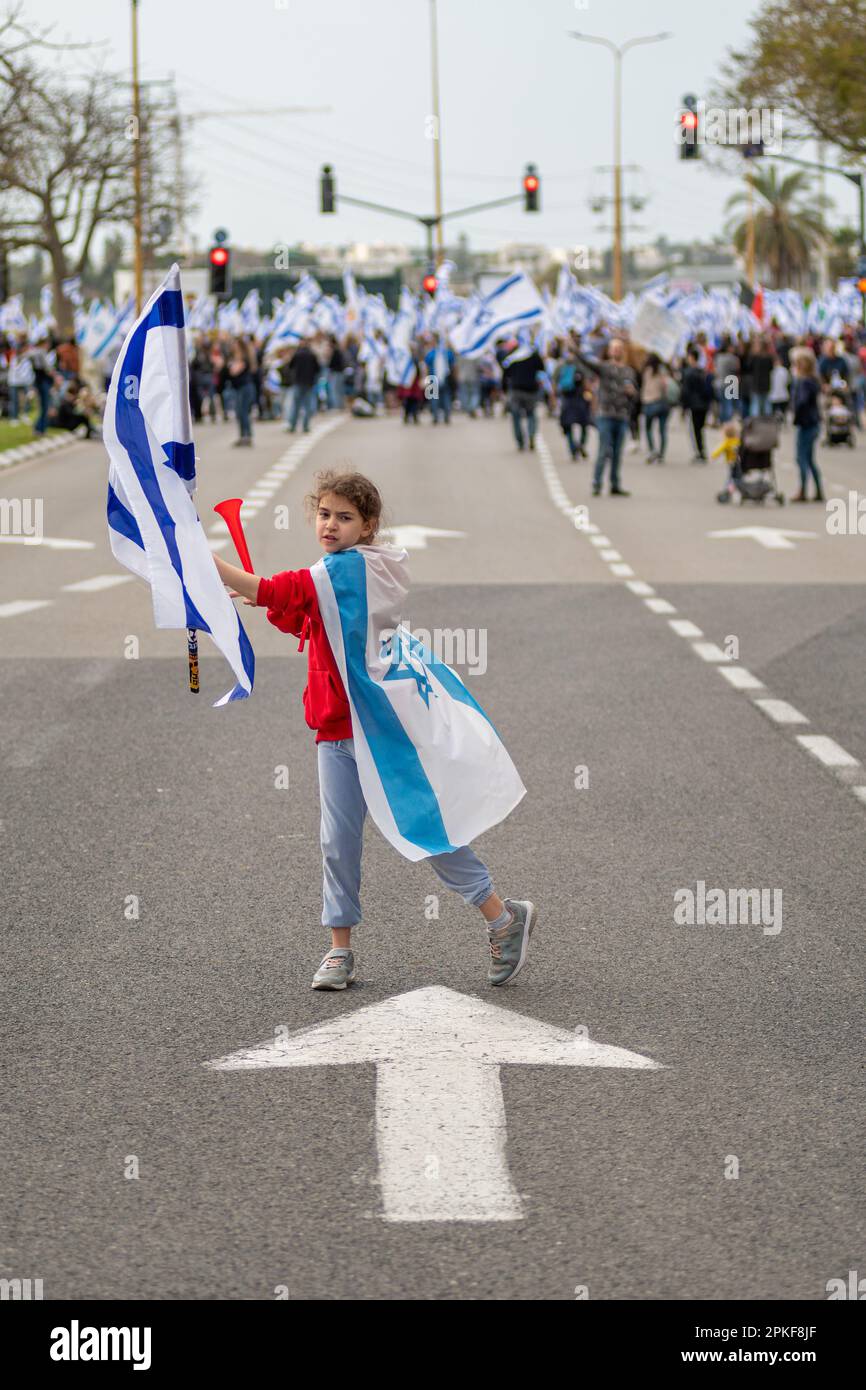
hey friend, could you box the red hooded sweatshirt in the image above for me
[256,569,352,742]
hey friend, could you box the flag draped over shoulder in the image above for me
[104,264,255,707]
[310,545,526,861]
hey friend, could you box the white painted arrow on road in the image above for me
[379,524,466,550]
[207,986,660,1223]
[706,526,817,551]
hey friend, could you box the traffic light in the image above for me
[422,272,438,297]
[857,277,866,296]
[523,164,540,212]
[320,164,336,214]
[208,243,231,299]
[0,248,8,303]
[679,95,699,159]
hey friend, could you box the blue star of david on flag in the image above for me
[380,628,435,707]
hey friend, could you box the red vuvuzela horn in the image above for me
[213,498,254,574]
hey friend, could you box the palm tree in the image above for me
[725,165,828,289]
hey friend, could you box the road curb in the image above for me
[0,432,84,471]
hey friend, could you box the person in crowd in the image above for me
[791,355,825,502]
[713,335,740,424]
[553,343,591,460]
[736,335,753,418]
[478,350,500,416]
[397,350,425,425]
[750,336,774,416]
[284,337,321,434]
[458,352,481,418]
[28,337,57,436]
[640,353,674,464]
[327,336,346,410]
[710,419,742,499]
[423,334,455,424]
[224,338,256,447]
[679,347,714,461]
[50,379,99,438]
[817,337,849,396]
[501,335,545,452]
[573,337,637,495]
[55,336,80,381]
[769,355,790,423]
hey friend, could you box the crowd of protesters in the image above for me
[2,317,864,504]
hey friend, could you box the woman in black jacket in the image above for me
[791,357,825,501]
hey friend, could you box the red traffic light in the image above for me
[422,274,438,295]
[210,246,229,266]
[857,277,866,294]
[523,174,539,193]
[681,111,698,130]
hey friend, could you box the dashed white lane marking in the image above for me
[692,642,731,663]
[208,415,346,537]
[0,535,95,550]
[61,574,135,593]
[600,548,622,561]
[535,428,865,812]
[0,599,53,617]
[796,735,860,769]
[669,619,703,638]
[718,666,765,690]
[754,699,809,725]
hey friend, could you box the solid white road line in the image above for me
[0,599,53,617]
[669,619,703,638]
[692,642,731,663]
[796,735,860,768]
[719,667,765,690]
[61,575,134,593]
[753,699,809,725]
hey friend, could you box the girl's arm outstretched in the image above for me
[213,554,262,605]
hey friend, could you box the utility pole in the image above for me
[569,30,671,300]
[429,0,445,259]
[130,0,143,314]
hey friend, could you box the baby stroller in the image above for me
[824,396,856,448]
[717,415,785,505]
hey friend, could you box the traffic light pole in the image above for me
[130,0,144,315]
[332,192,526,268]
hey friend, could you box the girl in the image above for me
[213,469,536,991]
[791,357,825,502]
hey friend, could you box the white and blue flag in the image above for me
[310,545,525,861]
[449,269,544,359]
[104,265,254,707]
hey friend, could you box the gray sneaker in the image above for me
[311,947,356,990]
[487,899,537,986]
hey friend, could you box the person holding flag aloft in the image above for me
[213,469,535,991]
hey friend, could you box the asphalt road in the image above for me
[1,404,864,1300]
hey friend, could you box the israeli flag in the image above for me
[450,269,544,359]
[62,276,83,306]
[104,265,254,707]
[385,286,417,386]
[309,545,526,861]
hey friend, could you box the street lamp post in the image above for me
[569,30,671,301]
[429,0,445,259]
[131,0,143,315]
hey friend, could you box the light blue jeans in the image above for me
[317,738,494,927]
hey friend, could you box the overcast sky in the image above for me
[26,0,838,260]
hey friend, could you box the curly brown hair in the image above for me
[304,469,386,541]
